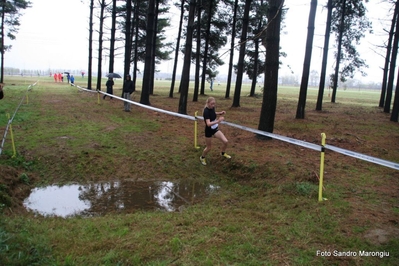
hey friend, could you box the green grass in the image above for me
[0,76,398,265]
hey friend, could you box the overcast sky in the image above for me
[4,0,393,82]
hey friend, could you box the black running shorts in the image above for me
[205,126,219,138]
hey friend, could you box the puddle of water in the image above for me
[23,180,219,218]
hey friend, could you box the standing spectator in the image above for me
[122,74,135,112]
[54,73,58,82]
[70,75,75,85]
[81,71,85,78]
[104,77,114,100]
[67,73,70,83]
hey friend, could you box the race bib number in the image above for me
[211,123,218,129]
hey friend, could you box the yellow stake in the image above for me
[194,111,200,149]
[318,133,326,202]
[7,113,17,158]
[97,91,100,104]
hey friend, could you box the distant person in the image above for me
[0,83,4,99]
[103,77,114,100]
[199,97,231,166]
[81,71,85,78]
[70,75,75,85]
[67,74,70,83]
[54,73,58,82]
[122,74,135,112]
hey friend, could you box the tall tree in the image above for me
[245,0,268,97]
[123,0,133,89]
[379,1,398,108]
[232,0,252,107]
[225,0,239,99]
[193,0,202,101]
[258,0,283,135]
[384,2,399,114]
[189,0,228,97]
[169,0,185,98]
[87,0,94,90]
[178,0,196,114]
[132,0,140,87]
[0,0,31,83]
[296,0,317,119]
[96,0,109,91]
[199,0,214,95]
[108,0,117,74]
[316,0,333,111]
[149,0,160,95]
[330,0,346,103]
[140,0,157,105]
[127,0,172,91]
[330,0,371,103]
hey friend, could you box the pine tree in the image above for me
[0,0,32,83]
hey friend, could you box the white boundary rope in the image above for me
[73,84,399,171]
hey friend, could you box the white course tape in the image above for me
[220,120,321,152]
[73,83,399,171]
[325,144,399,170]
[73,84,195,121]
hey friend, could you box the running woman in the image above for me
[200,97,231,166]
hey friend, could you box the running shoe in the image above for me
[222,153,231,159]
[200,156,207,165]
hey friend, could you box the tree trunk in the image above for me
[391,68,399,121]
[108,0,117,74]
[132,0,140,88]
[316,0,332,111]
[169,0,185,98]
[258,0,283,135]
[178,0,196,114]
[384,5,399,114]
[225,0,239,99]
[123,0,133,95]
[140,0,156,105]
[250,20,261,97]
[1,0,5,84]
[296,0,317,119]
[249,40,258,97]
[200,0,213,95]
[193,0,202,101]
[96,0,107,91]
[380,1,398,108]
[149,0,159,95]
[232,0,252,107]
[331,0,346,103]
[87,0,94,90]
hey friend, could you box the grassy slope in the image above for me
[0,76,398,265]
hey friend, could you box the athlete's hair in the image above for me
[204,97,215,109]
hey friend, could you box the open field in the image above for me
[0,76,398,265]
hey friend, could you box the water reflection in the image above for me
[24,180,219,217]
